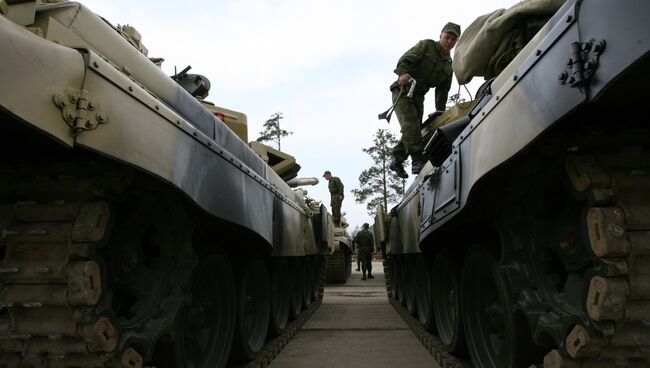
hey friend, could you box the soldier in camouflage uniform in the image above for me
[356,252,361,272]
[354,223,375,280]
[352,231,361,271]
[323,170,344,226]
[389,22,461,178]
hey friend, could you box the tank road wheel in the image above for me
[414,254,435,331]
[310,256,320,301]
[154,254,236,368]
[302,257,313,309]
[184,254,236,368]
[403,255,417,316]
[432,252,465,353]
[289,257,303,320]
[268,258,290,337]
[461,246,531,368]
[103,188,196,361]
[231,258,271,362]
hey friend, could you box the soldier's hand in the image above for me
[398,73,412,86]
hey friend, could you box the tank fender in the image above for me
[311,204,329,254]
[33,3,266,177]
[70,50,285,250]
[271,194,318,256]
[0,14,82,147]
[419,0,650,243]
[388,213,403,255]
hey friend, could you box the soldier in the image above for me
[354,223,375,280]
[388,22,461,178]
[323,170,344,226]
[356,253,361,272]
[351,232,361,271]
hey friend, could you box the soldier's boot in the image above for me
[361,272,367,281]
[389,159,409,179]
[368,274,375,279]
[411,155,428,175]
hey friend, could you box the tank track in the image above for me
[325,248,350,284]
[541,146,650,367]
[385,259,471,368]
[0,162,327,368]
[0,166,131,367]
[233,298,322,368]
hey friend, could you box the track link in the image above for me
[544,149,650,367]
[0,162,326,368]
[0,162,163,367]
[0,199,125,367]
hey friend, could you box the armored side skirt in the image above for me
[0,14,316,256]
[412,0,650,244]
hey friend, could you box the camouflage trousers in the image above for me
[391,88,425,163]
[331,194,343,224]
[359,249,372,274]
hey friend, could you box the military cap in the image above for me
[363,223,370,229]
[323,170,331,177]
[442,22,461,37]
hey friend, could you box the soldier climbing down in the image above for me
[323,170,344,226]
[387,22,461,178]
[353,223,375,280]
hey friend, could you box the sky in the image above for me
[80,0,523,229]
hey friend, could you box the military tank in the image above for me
[382,0,650,367]
[0,1,328,367]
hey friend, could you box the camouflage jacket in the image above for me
[391,39,452,111]
[354,229,374,251]
[328,176,344,196]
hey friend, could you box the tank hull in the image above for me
[0,3,325,367]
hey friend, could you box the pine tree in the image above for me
[447,93,467,108]
[256,112,292,150]
[351,129,406,215]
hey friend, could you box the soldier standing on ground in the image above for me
[356,252,362,272]
[388,22,461,178]
[354,223,375,280]
[323,170,344,226]
[352,231,361,271]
